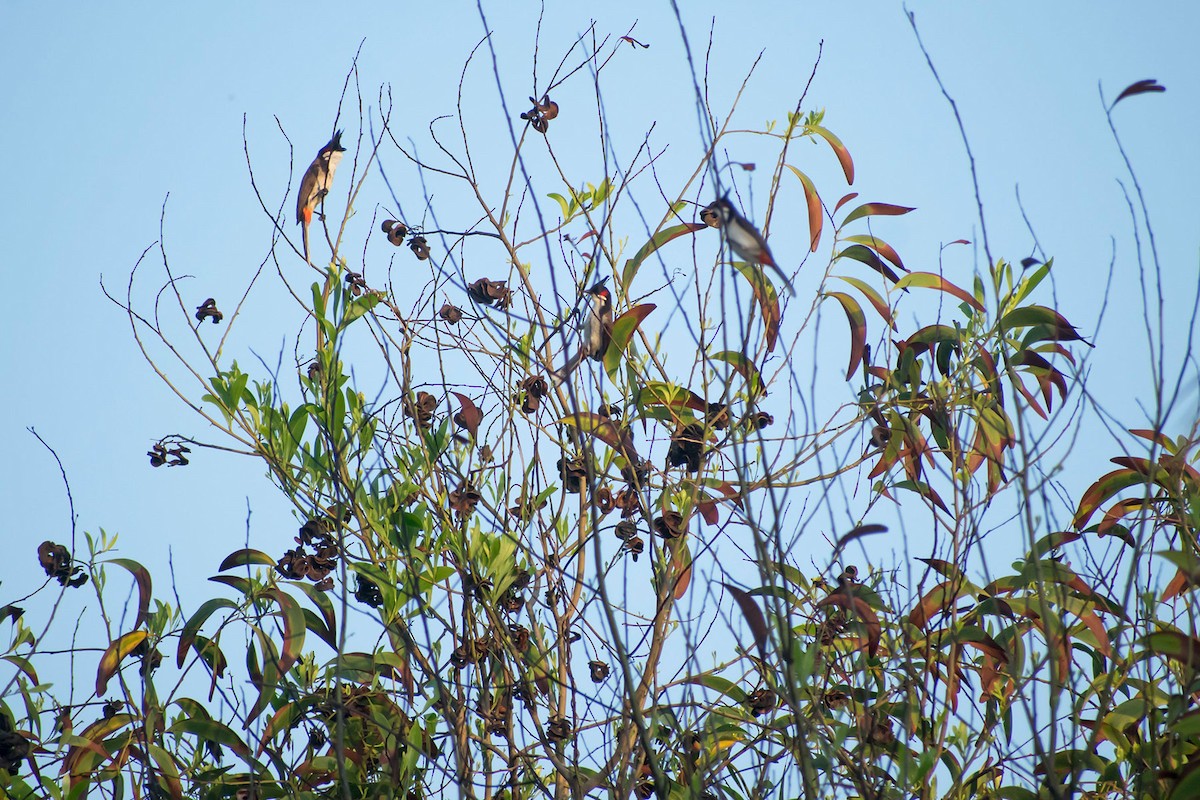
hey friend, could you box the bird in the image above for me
[706,196,796,296]
[296,130,347,264]
[550,280,613,384]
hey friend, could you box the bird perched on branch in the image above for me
[706,196,796,296]
[550,280,613,384]
[296,130,346,264]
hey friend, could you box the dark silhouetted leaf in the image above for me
[218,549,276,572]
[723,583,769,661]
[836,244,901,284]
[1112,79,1165,108]
[833,523,887,556]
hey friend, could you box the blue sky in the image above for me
[3,2,1198,685]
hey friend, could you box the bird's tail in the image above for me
[550,348,585,385]
[300,206,313,265]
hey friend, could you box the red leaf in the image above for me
[842,202,915,227]
[834,192,859,214]
[786,165,823,252]
[826,292,866,380]
[808,124,855,184]
[723,583,769,660]
[731,261,782,352]
[451,392,483,438]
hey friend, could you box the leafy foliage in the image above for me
[1,24,1193,800]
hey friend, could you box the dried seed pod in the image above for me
[546,716,572,742]
[194,297,223,324]
[746,688,777,716]
[652,511,686,540]
[748,411,774,430]
[404,391,438,429]
[439,302,464,324]
[558,455,587,494]
[624,536,644,560]
[466,277,514,310]
[667,423,705,473]
[449,482,482,518]
[588,660,609,683]
[409,236,430,260]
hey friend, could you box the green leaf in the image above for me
[835,244,901,284]
[96,630,148,695]
[834,275,896,329]
[603,304,656,379]
[341,293,380,328]
[710,351,763,399]
[168,717,251,759]
[547,192,571,220]
[683,674,748,704]
[894,272,985,312]
[218,549,276,572]
[621,223,706,290]
[263,589,306,675]
[842,234,905,271]
[177,598,237,668]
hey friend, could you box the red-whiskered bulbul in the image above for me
[296,130,347,264]
[707,196,796,296]
[550,281,614,384]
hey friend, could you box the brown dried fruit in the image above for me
[546,716,572,742]
[37,541,87,588]
[449,482,482,517]
[508,624,530,650]
[748,411,774,430]
[404,391,438,429]
[194,297,223,325]
[594,485,615,515]
[624,536,644,560]
[409,236,430,260]
[439,302,464,324]
[667,423,705,473]
[652,511,686,540]
[746,688,777,716]
[466,277,514,310]
[558,455,587,493]
[588,660,609,683]
[509,494,547,523]
[354,576,383,608]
